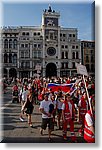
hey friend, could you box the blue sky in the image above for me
[2,1,95,40]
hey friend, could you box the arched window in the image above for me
[13,39,17,49]
[65,62,68,69]
[13,54,17,64]
[91,56,94,63]
[4,39,8,48]
[21,62,24,68]
[9,53,12,63]
[65,51,68,59]
[61,63,64,69]
[62,52,64,59]
[9,39,12,49]
[72,52,75,59]
[72,62,75,68]
[76,52,79,59]
[4,53,8,63]
[86,56,89,62]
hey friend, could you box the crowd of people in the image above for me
[2,75,95,143]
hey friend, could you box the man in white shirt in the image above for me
[19,85,28,121]
[39,93,54,141]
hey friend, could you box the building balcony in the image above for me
[3,63,17,67]
[32,57,42,60]
[19,47,30,50]
[19,37,30,41]
[18,67,32,71]
[3,48,18,52]
[45,38,58,42]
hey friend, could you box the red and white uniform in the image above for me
[62,100,76,141]
[78,96,88,123]
[84,110,95,143]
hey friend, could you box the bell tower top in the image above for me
[48,4,52,12]
[43,5,60,16]
[42,5,60,27]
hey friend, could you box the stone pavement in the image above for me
[1,101,86,143]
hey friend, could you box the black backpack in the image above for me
[49,103,54,114]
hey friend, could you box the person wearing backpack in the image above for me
[39,93,54,141]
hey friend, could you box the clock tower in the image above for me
[42,5,61,77]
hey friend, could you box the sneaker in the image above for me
[40,129,43,135]
[29,124,33,128]
[19,117,24,122]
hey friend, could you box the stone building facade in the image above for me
[2,6,81,78]
[81,40,95,76]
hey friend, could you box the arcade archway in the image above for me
[9,68,17,78]
[46,63,57,77]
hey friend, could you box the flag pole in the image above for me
[83,75,93,115]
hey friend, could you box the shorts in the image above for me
[41,118,54,130]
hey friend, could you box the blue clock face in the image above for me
[44,18,58,26]
[47,47,56,56]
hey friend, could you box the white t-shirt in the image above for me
[62,101,72,118]
[39,100,53,118]
[57,98,63,109]
[21,90,28,101]
[85,113,93,127]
